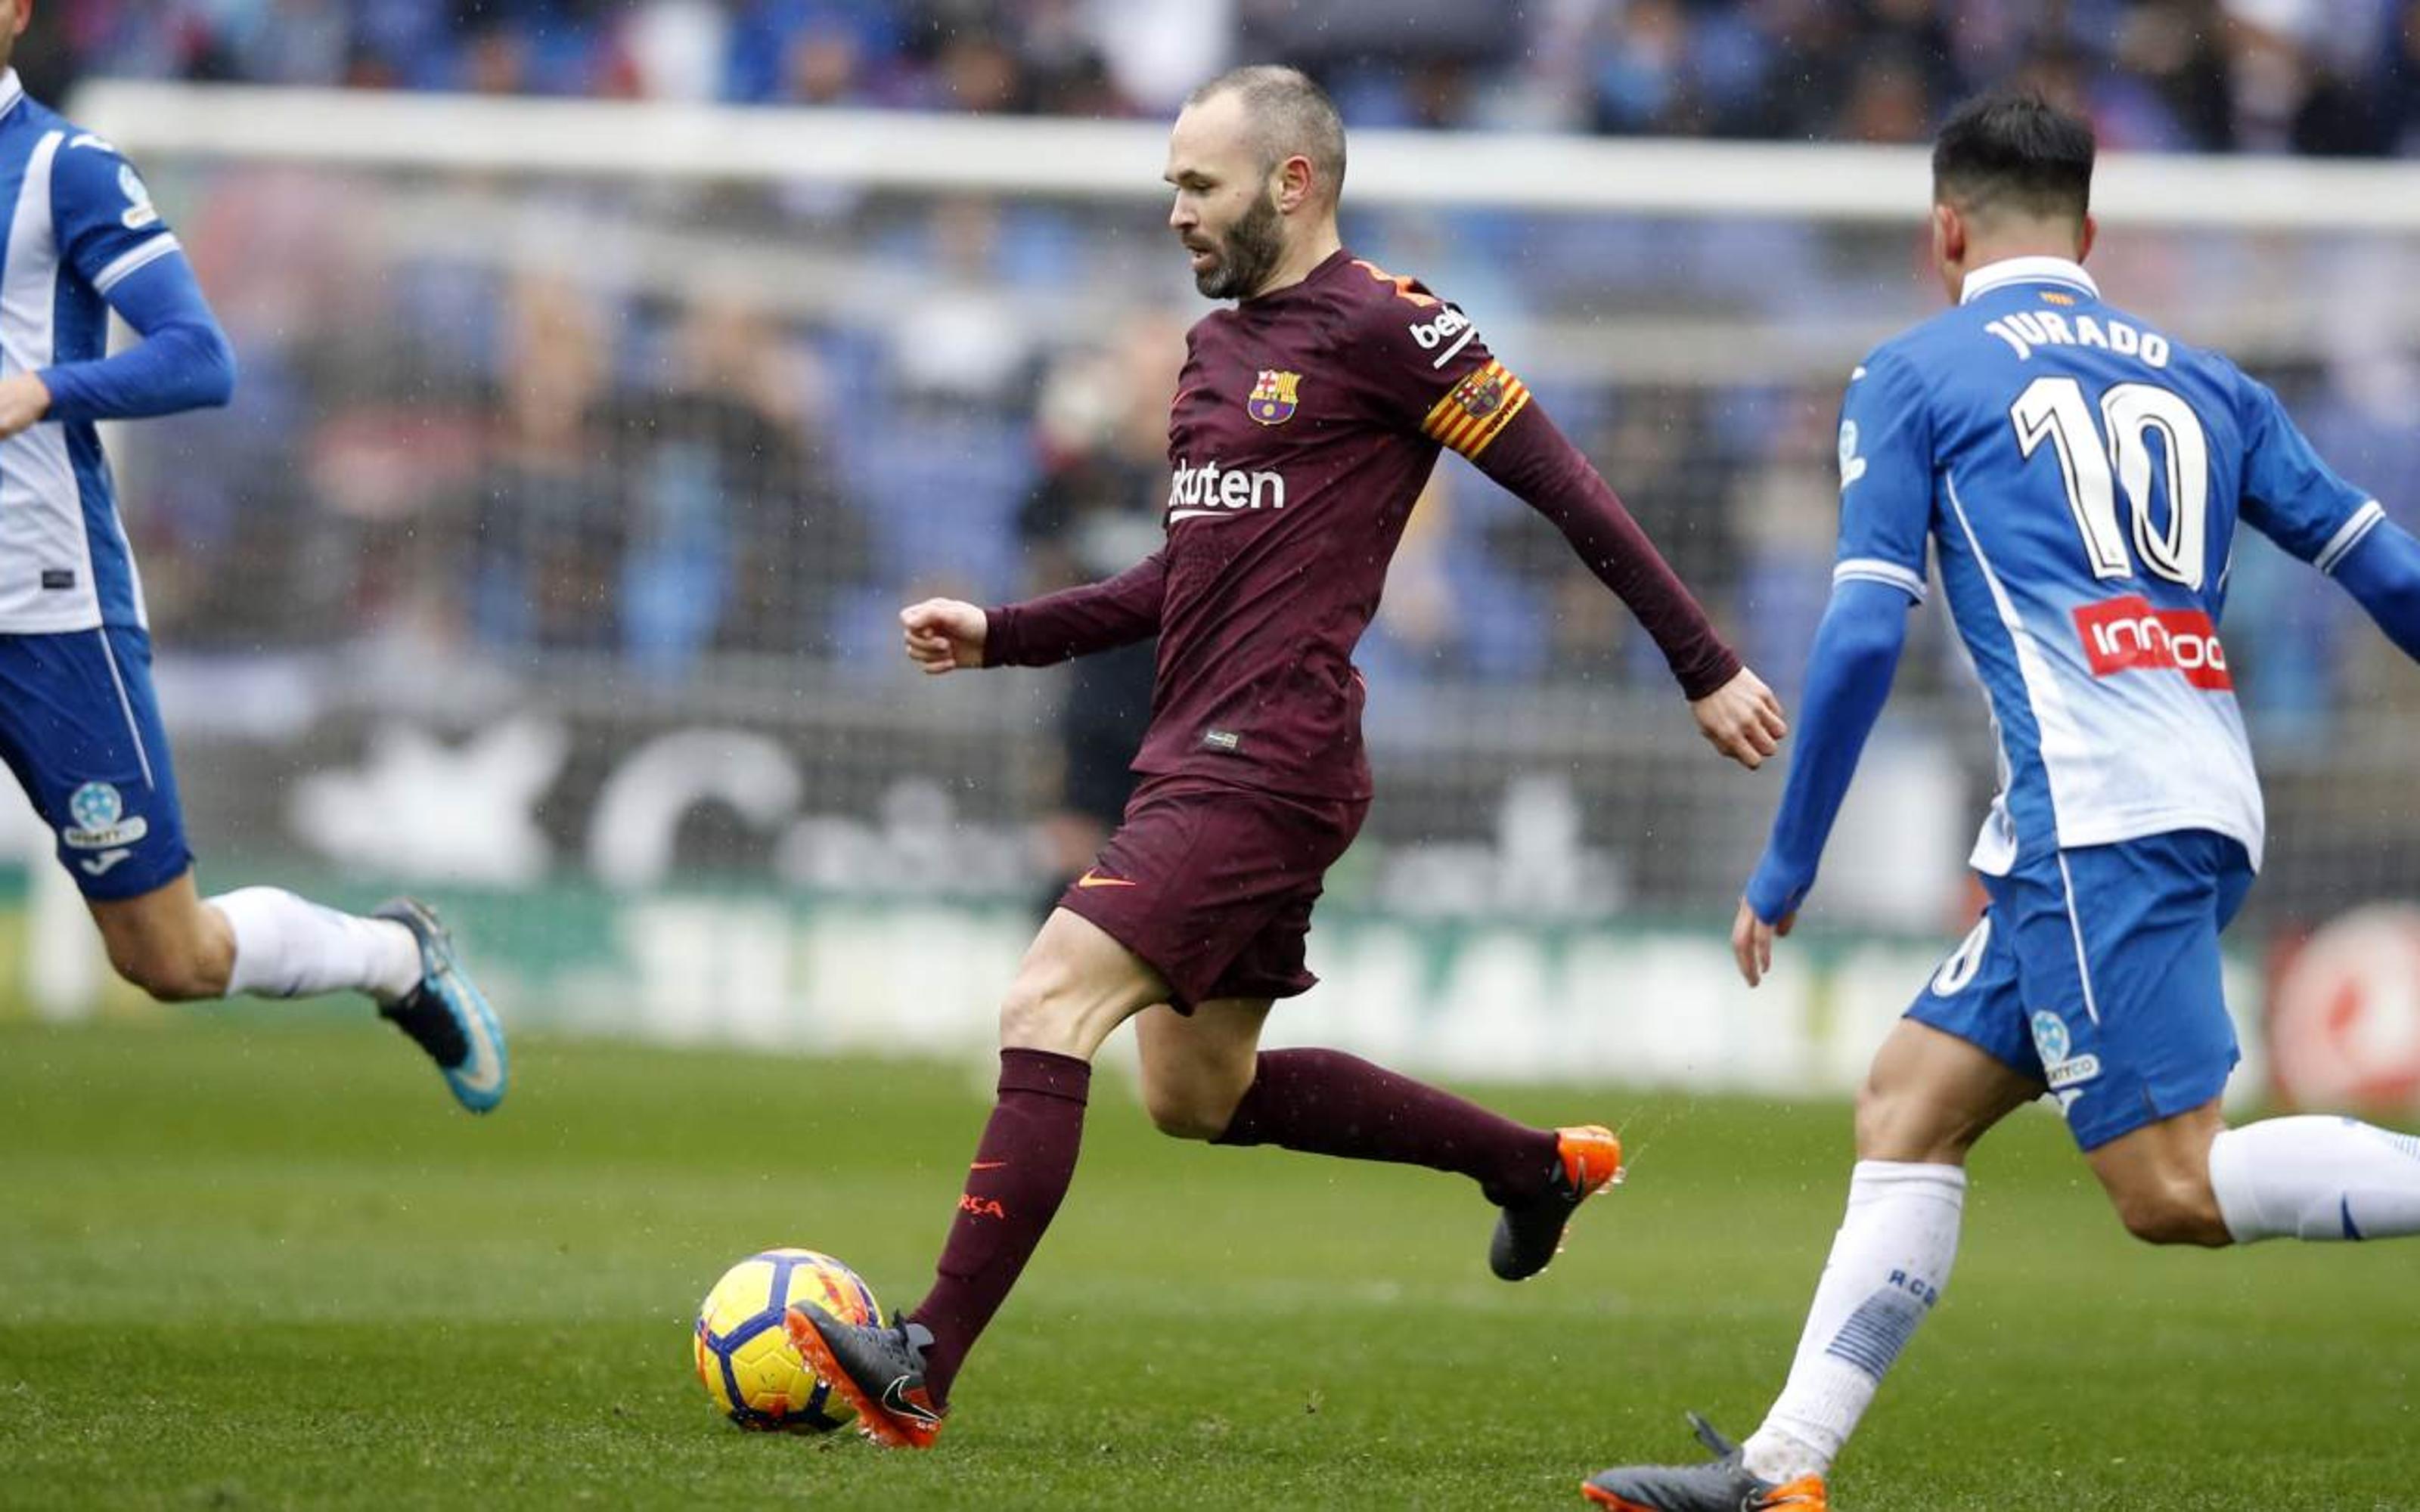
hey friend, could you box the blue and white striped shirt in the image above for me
[1833,256,2379,875]
[0,68,192,632]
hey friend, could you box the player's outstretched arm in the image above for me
[1735,577,1913,986]
[1348,281,1778,761]
[1469,402,1786,767]
[2328,519,2420,663]
[949,550,1168,671]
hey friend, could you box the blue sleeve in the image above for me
[51,133,181,298]
[31,134,233,423]
[2330,516,2420,663]
[2234,370,2382,574]
[1830,347,1934,603]
[37,250,235,423]
[1742,578,1913,923]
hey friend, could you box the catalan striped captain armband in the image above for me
[1420,359,1532,461]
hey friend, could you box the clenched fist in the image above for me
[0,372,51,442]
[900,598,988,675]
[1691,666,1788,770]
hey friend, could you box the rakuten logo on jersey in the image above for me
[1167,459,1286,522]
[2073,594,2232,690]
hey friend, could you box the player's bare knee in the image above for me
[1854,1078,1953,1163]
[995,975,1059,1047]
[1851,1076,1899,1156]
[2112,1178,2230,1247]
[996,961,1099,1051]
[1140,1080,1236,1142]
[2118,1198,2227,1247]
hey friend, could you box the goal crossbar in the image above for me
[70,80,2420,232]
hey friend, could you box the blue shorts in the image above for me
[1907,829,2252,1151]
[0,626,194,901]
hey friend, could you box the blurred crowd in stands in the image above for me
[54,1,2420,773]
[26,0,2420,156]
[127,174,2415,751]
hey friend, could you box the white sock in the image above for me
[2208,1116,2420,1242]
[1742,1160,1966,1483]
[207,888,424,1004]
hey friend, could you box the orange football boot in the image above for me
[1491,1124,1624,1280]
[784,1303,946,1449]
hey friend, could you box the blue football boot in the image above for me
[373,897,507,1113]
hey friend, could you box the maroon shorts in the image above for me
[1055,774,1368,1011]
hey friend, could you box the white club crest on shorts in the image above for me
[70,781,121,831]
[2030,1010,2070,1064]
[2031,1009,2102,1093]
[62,780,150,850]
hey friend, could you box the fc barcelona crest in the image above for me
[1246,370,1302,426]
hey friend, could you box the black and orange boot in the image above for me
[1491,1123,1624,1280]
[784,1303,946,1448]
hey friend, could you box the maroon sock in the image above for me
[1211,1048,1558,1205]
[905,1047,1091,1408]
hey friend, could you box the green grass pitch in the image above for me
[1,1017,2413,1510]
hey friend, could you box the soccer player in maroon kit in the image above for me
[789,65,1789,1449]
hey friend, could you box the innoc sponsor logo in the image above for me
[2072,594,2232,691]
[1167,459,1286,522]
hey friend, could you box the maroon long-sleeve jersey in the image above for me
[985,248,1740,803]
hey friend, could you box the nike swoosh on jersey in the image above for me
[78,847,132,876]
[1075,870,1137,889]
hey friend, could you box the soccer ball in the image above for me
[693,1247,884,1433]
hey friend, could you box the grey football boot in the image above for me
[1581,1414,1829,1510]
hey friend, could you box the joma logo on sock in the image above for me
[957,1193,1007,1219]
